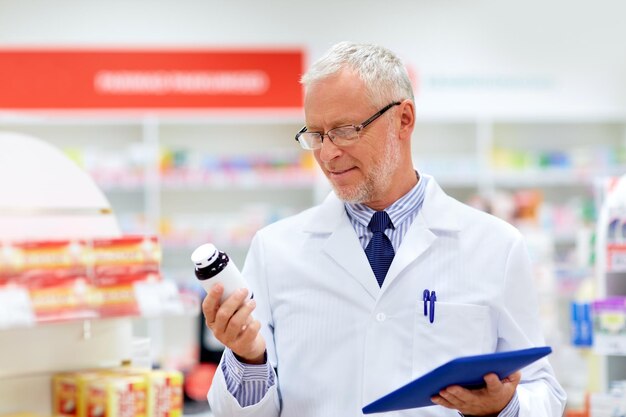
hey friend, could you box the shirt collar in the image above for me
[344,171,427,230]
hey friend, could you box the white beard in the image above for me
[332,126,401,204]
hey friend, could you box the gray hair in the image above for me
[300,41,415,108]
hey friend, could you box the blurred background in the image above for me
[0,1,625,416]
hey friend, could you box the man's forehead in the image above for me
[304,104,369,131]
[303,76,371,129]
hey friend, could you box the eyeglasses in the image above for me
[295,101,401,150]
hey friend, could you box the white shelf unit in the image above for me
[416,118,626,191]
[1,114,624,271]
[0,114,319,274]
[0,132,133,415]
[593,175,626,395]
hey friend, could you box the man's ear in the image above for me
[398,100,415,141]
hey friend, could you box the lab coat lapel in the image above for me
[303,192,379,300]
[324,219,380,300]
[382,213,436,290]
[382,176,461,291]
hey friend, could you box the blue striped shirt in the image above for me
[220,172,519,417]
[344,173,427,252]
[221,348,275,405]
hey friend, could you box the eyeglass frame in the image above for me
[294,101,402,150]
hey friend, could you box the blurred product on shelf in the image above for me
[158,148,316,189]
[592,297,626,355]
[0,235,193,329]
[402,154,479,184]
[52,367,183,417]
[63,145,317,190]
[157,205,298,252]
[63,143,147,191]
[590,382,626,417]
[159,146,314,174]
[491,145,626,173]
[606,240,626,273]
[466,188,595,264]
[571,302,594,347]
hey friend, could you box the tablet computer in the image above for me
[362,346,552,414]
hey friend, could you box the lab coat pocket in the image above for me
[412,302,490,377]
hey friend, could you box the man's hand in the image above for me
[431,371,521,416]
[202,283,266,364]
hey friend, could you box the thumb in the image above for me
[483,373,502,391]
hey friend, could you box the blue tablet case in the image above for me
[362,346,552,414]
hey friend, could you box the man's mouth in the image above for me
[328,167,355,176]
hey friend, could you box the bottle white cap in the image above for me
[191,243,218,269]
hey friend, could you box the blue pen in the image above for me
[429,291,436,323]
[423,289,437,323]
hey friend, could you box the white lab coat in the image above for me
[208,174,566,417]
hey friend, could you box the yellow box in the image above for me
[147,370,183,417]
[85,375,146,417]
[109,368,183,417]
[52,370,104,417]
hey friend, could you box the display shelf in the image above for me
[0,133,196,415]
[159,171,316,190]
[493,170,604,187]
[0,115,318,245]
[0,319,137,414]
[2,115,623,262]
[0,133,124,414]
[94,173,316,193]
[590,175,626,398]
[0,233,201,326]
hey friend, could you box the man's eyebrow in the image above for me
[306,117,357,132]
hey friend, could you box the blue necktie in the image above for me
[365,211,395,287]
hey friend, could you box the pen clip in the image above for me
[423,289,430,316]
[429,291,436,324]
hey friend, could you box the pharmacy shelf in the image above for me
[591,176,626,397]
[2,115,623,258]
[491,168,626,188]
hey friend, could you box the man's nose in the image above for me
[318,136,342,162]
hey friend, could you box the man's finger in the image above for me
[483,373,503,391]
[231,320,263,359]
[438,388,465,407]
[213,288,249,334]
[202,283,224,326]
[241,312,255,331]
[431,394,455,409]
[224,299,257,340]
[504,371,522,384]
[237,320,262,346]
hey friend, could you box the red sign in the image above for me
[0,49,304,110]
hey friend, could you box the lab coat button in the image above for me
[376,312,386,322]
